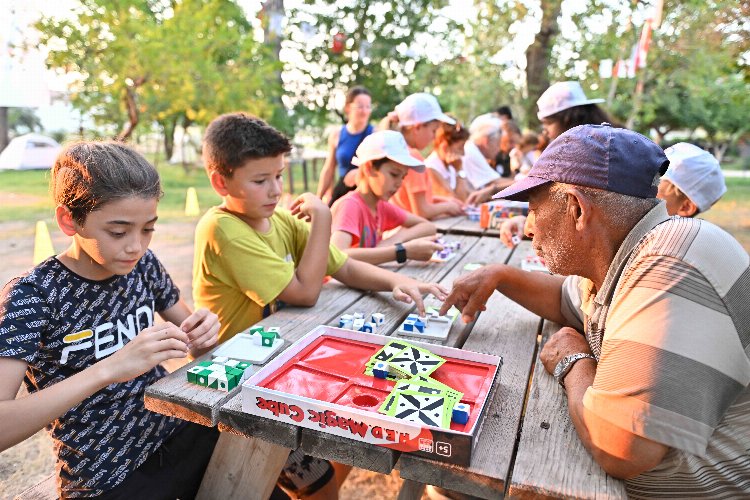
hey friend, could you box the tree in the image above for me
[37,0,282,153]
[7,108,43,136]
[283,0,454,127]
[37,0,162,141]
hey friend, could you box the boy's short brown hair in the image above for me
[202,112,292,178]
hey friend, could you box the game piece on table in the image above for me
[371,312,385,325]
[339,314,354,329]
[248,325,264,335]
[372,361,390,379]
[362,321,376,333]
[212,328,284,364]
[388,390,452,429]
[388,345,446,378]
[260,330,276,347]
[353,312,364,320]
[398,306,458,342]
[452,403,470,424]
[187,358,251,391]
[352,318,365,331]
[431,238,461,263]
[511,234,521,246]
[371,340,409,363]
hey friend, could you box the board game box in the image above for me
[241,326,502,466]
[479,200,529,229]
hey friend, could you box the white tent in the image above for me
[0,133,61,170]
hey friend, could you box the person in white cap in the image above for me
[657,142,727,217]
[331,131,442,264]
[537,81,613,141]
[385,93,466,220]
[495,81,616,246]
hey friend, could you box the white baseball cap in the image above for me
[663,142,726,213]
[395,93,456,127]
[351,130,425,172]
[537,81,605,120]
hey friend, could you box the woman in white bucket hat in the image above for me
[536,81,613,141]
[383,93,466,220]
[496,82,616,247]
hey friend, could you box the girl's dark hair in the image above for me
[345,86,371,106]
[370,157,392,170]
[545,104,614,132]
[51,141,162,225]
[434,119,470,147]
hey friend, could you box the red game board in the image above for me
[242,326,502,466]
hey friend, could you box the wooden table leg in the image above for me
[197,433,289,500]
[398,479,426,500]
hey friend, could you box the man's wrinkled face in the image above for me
[525,185,577,275]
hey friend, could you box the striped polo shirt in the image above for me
[560,203,750,498]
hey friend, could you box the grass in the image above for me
[1,164,748,253]
[0,159,320,223]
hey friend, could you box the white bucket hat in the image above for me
[537,81,605,120]
[351,130,425,172]
[663,142,726,213]
[395,93,456,127]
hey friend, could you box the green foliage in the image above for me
[7,108,43,136]
[36,0,283,142]
[284,0,455,126]
[558,0,749,148]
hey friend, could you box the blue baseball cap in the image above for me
[494,123,669,201]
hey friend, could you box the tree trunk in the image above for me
[162,115,178,161]
[181,114,194,172]
[0,107,8,152]
[525,0,563,129]
[116,76,147,142]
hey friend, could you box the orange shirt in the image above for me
[390,147,433,214]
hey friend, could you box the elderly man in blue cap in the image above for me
[441,124,750,497]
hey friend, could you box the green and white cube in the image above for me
[187,358,251,391]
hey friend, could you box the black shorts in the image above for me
[93,422,220,500]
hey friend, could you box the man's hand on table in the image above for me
[439,264,503,323]
[540,327,592,375]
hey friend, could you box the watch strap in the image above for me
[554,353,596,388]
[395,242,407,264]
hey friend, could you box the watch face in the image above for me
[553,358,567,379]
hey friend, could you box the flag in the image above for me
[634,19,653,69]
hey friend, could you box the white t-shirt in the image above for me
[425,151,457,190]
[462,141,500,190]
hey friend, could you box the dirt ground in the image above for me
[0,219,410,499]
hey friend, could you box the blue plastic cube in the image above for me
[452,403,470,424]
[414,319,426,333]
[372,361,389,379]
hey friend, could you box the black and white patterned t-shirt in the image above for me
[0,250,184,497]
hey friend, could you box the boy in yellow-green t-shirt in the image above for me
[194,113,446,345]
[193,112,447,499]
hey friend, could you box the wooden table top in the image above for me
[145,236,626,499]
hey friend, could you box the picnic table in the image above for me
[144,217,627,500]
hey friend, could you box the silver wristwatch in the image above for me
[553,353,596,388]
